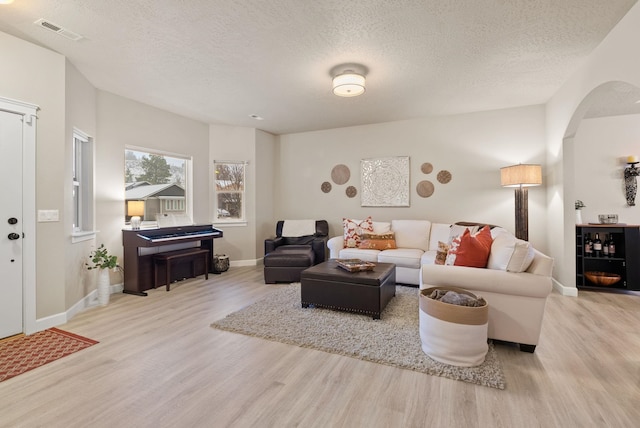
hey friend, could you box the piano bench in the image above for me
[152,248,210,291]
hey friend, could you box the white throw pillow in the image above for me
[507,240,536,273]
[391,220,431,251]
[448,224,479,244]
[487,229,535,272]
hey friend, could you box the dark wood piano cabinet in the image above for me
[122,224,223,296]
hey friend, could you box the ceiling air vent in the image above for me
[34,18,83,41]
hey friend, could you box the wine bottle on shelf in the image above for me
[593,233,602,257]
[584,233,593,256]
[603,234,610,257]
[608,235,616,258]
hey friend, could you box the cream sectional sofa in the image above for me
[327,219,554,352]
[328,220,449,285]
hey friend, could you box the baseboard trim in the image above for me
[33,282,124,333]
[230,259,259,267]
[552,278,578,296]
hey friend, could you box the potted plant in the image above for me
[87,244,119,306]
[575,200,586,224]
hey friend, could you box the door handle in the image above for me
[8,233,20,240]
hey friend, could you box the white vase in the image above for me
[575,210,583,225]
[97,268,110,306]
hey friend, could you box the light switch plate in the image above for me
[37,209,59,222]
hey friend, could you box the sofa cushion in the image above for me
[488,229,535,272]
[359,232,397,250]
[446,226,493,268]
[372,221,392,234]
[338,248,380,262]
[428,223,452,251]
[343,217,374,248]
[421,250,437,265]
[391,220,431,251]
[378,248,423,269]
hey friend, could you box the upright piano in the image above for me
[122,224,223,296]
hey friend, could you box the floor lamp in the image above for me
[500,164,542,241]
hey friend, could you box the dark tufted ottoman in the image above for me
[300,260,396,319]
[264,245,315,284]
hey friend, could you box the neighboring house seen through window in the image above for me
[125,148,190,226]
[214,160,245,223]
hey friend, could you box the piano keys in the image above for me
[122,224,223,296]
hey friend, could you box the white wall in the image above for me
[574,115,640,224]
[64,60,98,307]
[0,31,67,319]
[546,2,640,293]
[255,130,278,257]
[277,105,549,253]
[96,91,210,272]
[209,125,260,263]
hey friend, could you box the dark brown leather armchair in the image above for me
[263,220,329,283]
[264,220,329,263]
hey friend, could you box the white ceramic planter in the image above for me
[97,268,110,306]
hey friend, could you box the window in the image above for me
[125,148,190,226]
[214,161,245,222]
[72,130,94,238]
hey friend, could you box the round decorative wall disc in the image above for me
[416,180,435,198]
[437,170,452,184]
[421,163,433,174]
[321,181,332,193]
[346,186,357,198]
[331,164,350,185]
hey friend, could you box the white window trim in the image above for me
[213,160,247,225]
[71,128,96,243]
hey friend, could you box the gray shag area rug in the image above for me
[211,284,505,389]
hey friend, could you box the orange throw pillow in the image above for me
[359,233,397,250]
[449,225,493,268]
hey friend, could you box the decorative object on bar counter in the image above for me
[598,214,618,224]
[575,200,585,224]
[624,155,640,206]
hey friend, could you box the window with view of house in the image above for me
[72,130,94,239]
[125,149,190,226]
[214,161,245,223]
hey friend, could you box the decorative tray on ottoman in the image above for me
[336,259,376,272]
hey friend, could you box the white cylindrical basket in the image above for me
[419,286,489,367]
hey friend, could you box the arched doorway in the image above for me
[562,81,640,293]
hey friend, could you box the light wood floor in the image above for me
[1,266,639,428]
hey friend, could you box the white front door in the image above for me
[0,108,24,338]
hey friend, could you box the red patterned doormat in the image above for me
[0,327,98,382]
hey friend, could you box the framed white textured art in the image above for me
[361,156,410,207]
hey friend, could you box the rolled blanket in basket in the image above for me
[420,286,489,367]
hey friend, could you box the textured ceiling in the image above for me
[0,0,638,134]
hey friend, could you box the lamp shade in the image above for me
[127,200,145,217]
[332,72,366,97]
[500,164,542,187]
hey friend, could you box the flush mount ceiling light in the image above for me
[332,71,366,97]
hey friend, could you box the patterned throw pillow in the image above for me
[359,233,397,250]
[435,241,450,265]
[343,217,374,248]
[445,225,493,268]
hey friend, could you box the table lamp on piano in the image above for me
[128,200,145,230]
